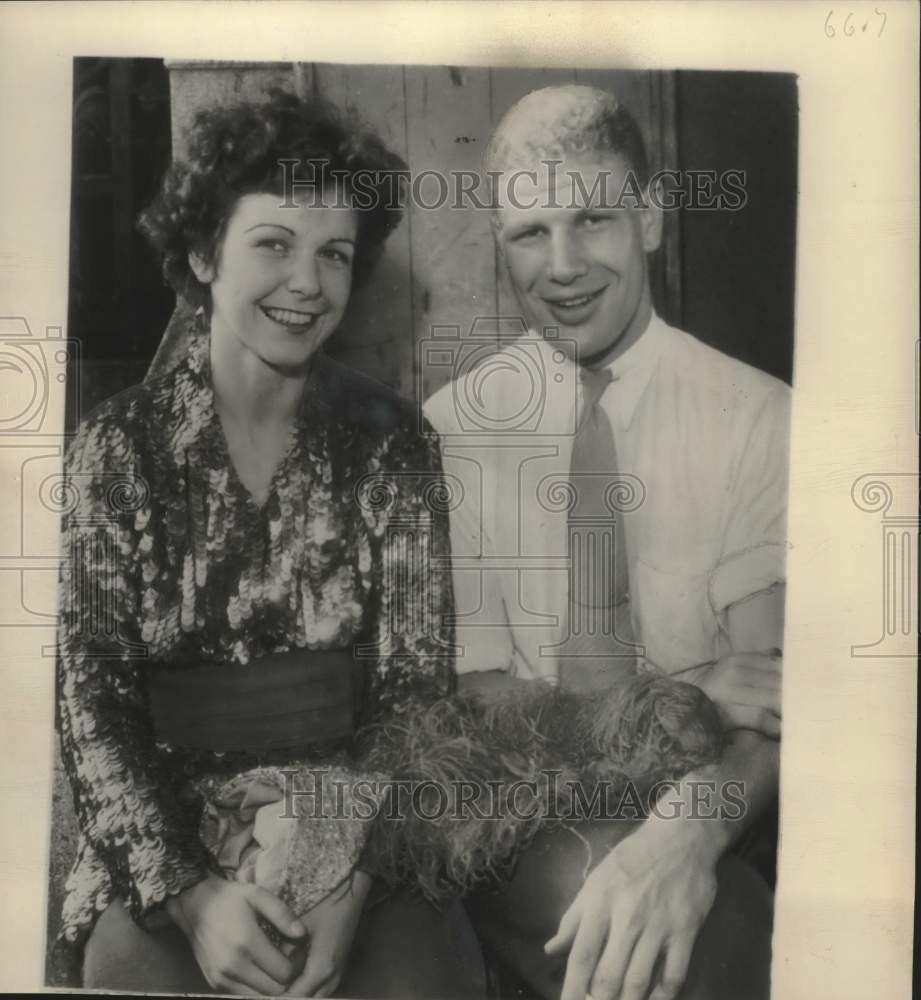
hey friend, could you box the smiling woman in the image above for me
[52,91,484,998]
[188,193,358,372]
[184,190,363,504]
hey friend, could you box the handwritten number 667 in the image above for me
[825,8,887,38]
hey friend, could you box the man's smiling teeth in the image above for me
[548,288,604,308]
[262,306,318,327]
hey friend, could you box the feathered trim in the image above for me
[358,674,725,903]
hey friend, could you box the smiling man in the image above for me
[425,85,789,1000]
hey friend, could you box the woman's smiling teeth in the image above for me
[261,306,319,328]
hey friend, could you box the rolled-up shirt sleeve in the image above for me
[709,384,791,615]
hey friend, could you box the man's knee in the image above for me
[468,827,773,1000]
[679,854,773,1000]
[470,821,643,938]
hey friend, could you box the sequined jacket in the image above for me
[53,331,455,977]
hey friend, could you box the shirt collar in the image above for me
[597,311,667,429]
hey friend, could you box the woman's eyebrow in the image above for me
[244,223,296,234]
[327,237,356,245]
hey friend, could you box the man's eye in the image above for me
[510,228,544,244]
[581,214,611,229]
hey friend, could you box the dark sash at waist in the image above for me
[146,648,360,754]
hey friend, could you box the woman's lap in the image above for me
[82,898,212,994]
[83,892,487,998]
[342,893,487,999]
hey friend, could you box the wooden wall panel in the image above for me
[166,61,301,158]
[403,66,498,400]
[312,64,415,396]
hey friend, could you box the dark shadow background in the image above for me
[69,58,174,417]
[676,71,798,384]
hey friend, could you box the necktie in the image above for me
[556,367,638,690]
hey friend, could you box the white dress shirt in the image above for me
[423,313,790,682]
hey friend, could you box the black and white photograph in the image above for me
[0,4,916,1000]
[47,56,795,998]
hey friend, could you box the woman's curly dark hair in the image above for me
[139,90,407,311]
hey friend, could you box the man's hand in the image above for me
[545,819,720,1000]
[166,874,307,996]
[283,871,373,998]
[689,651,781,738]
